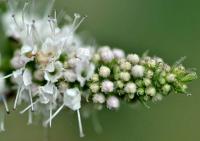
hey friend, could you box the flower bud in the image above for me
[120,61,132,71]
[91,73,99,82]
[162,84,171,94]
[99,66,110,78]
[159,77,166,85]
[145,87,156,96]
[101,80,114,93]
[92,53,100,63]
[113,49,125,59]
[152,94,163,102]
[99,48,114,62]
[131,65,145,78]
[127,54,140,64]
[116,80,124,89]
[137,88,145,95]
[92,94,105,104]
[124,82,137,94]
[143,78,151,86]
[119,72,130,82]
[146,70,154,78]
[106,96,120,109]
[166,74,176,82]
[90,83,100,93]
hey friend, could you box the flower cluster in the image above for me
[87,47,197,110]
[0,0,197,137]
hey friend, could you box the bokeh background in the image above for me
[0,0,200,141]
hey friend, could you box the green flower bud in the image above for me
[166,74,176,82]
[162,84,171,95]
[159,77,166,85]
[135,80,144,87]
[143,78,151,86]
[137,88,145,95]
[91,73,99,82]
[181,72,197,82]
[119,72,131,82]
[146,70,154,78]
[99,66,111,78]
[116,81,124,89]
[93,53,100,63]
[90,83,100,93]
[120,61,132,71]
[145,87,156,96]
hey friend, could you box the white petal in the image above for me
[23,69,32,86]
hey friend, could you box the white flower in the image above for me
[124,82,137,94]
[119,72,130,82]
[68,57,81,68]
[63,69,77,82]
[113,48,125,59]
[76,47,93,60]
[106,96,120,109]
[127,54,140,64]
[92,94,105,104]
[39,83,59,104]
[131,65,145,78]
[99,66,110,78]
[75,61,95,87]
[64,88,81,111]
[101,80,114,93]
[23,69,32,86]
[145,87,156,96]
[44,61,63,83]
[11,51,31,69]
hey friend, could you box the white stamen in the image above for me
[72,15,87,33]
[28,88,34,111]
[77,109,84,137]
[20,100,39,114]
[49,103,52,127]
[0,73,12,80]
[14,87,23,110]
[28,109,33,125]
[2,96,10,114]
[11,14,21,30]
[22,1,29,26]
[44,104,64,126]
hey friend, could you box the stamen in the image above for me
[11,14,21,30]
[28,109,33,125]
[2,96,10,114]
[49,103,52,127]
[44,0,55,17]
[72,15,87,33]
[20,100,39,114]
[13,87,22,110]
[44,104,64,126]
[77,109,84,137]
[31,20,42,43]
[22,1,29,26]
[0,110,5,132]
[0,73,12,80]
[48,16,55,34]
[28,88,34,111]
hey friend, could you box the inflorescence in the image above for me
[0,0,197,137]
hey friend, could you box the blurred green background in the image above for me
[0,0,200,141]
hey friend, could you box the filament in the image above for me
[2,96,10,114]
[77,109,84,137]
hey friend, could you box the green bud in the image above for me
[162,84,171,95]
[120,72,131,82]
[91,73,99,82]
[181,72,197,82]
[143,78,151,86]
[116,81,124,89]
[137,88,145,95]
[89,83,100,93]
[159,77,166,85]
[145,87,156,96]
[135,80,144,87]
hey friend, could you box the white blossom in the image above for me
[101,80,114,93]
[106,96,120,109]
